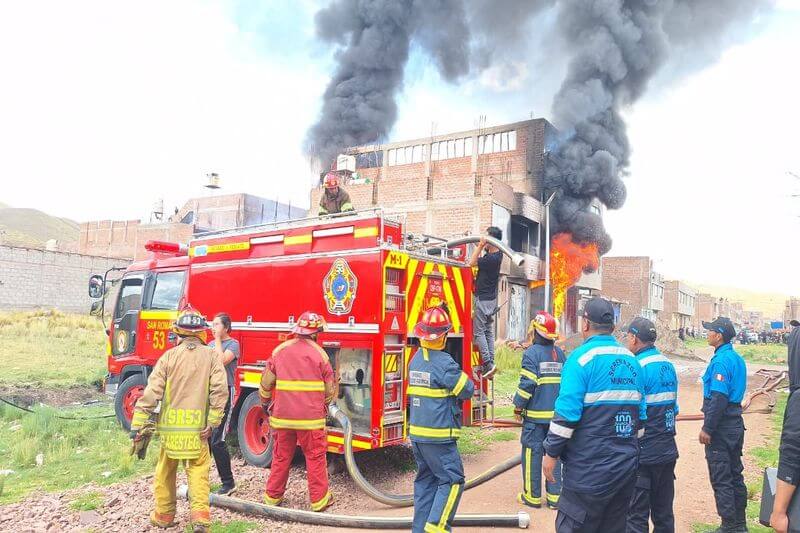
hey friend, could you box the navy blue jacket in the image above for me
[636,346,679,465]
[543,334,646,494]
[407,347,474,443]
[701,342,747,434]
[513,340,565,423]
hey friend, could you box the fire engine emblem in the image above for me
[115,330,128,353]
[323,258,358,315]
[424,276,444,310]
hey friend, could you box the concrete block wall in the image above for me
[0,245,131,313]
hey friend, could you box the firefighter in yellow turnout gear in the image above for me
[130,307,228,532]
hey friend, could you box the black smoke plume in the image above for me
[544,0,771,255]
[309,0,771,254]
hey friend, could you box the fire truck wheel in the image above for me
[114,374,146,431]
[237,392,274,468]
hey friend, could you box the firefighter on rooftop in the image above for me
[259,311,336,512]
[513,310,565,510]
[318,171,354,216]
[129,306,228,533]
[407,304,475,533]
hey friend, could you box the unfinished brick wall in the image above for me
[600,256,651,325]
[0,245,130,312]
[79,220,140,259]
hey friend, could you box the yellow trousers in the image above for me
[153,443,211,526]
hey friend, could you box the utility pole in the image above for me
[543,191,558,314]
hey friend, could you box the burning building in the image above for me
[310,118,602,340]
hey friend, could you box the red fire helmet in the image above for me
[413,306,453,341]
[293,311,327,336]
[323,172,340,189]
[529,310,559,340]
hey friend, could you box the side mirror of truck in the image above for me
[89,300,103,317]
[89,275,104,299]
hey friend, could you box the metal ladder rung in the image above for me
[473,371,495,428]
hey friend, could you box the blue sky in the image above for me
[1,1,798,293]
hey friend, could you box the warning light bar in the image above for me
[144,240,188,256]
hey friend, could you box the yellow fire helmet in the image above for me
[171,306,208,341]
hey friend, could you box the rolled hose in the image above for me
[329,404,522,508]
[427,236,525,267]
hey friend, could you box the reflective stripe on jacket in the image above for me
[259,338,335,430]
[636,347,679,465]
[131,338,228,460]
[407,347,474,443]
[513,341,565,423]
[543,334,646,493]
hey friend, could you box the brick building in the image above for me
[663,280,697,330]
[310,118,602,339]
[695,292,718,328]
[599,256,664,325]
[80,193,306,260]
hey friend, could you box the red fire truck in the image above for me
[94,210,493,466]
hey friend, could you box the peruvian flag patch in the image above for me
[715,373,725,382]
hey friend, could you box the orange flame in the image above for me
[551,233,599,319]
[528,279,546,289]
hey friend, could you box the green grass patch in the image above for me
[0,309,106,388]
[184,520,260,533]
[69,491,103,511]
[458,428,518,455]
[492,370,520,399]
[693,393,787,532]
[495,345,522,373]
[0,402,158,504]
[684,336,788,366]
[737,344,787,366]
[684,337,709,350]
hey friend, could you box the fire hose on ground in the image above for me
[328,404,523,508]
[178,406,530,529]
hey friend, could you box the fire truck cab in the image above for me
[94,210,488,466]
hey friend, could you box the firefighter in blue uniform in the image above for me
[542,297,647,533]
[408,304,475,533]
[623,317,679,533]
[513,310,565,509]
[700,317,748,533]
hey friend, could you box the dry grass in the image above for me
[0,309,107,388]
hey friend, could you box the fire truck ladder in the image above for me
[472,371,495,428]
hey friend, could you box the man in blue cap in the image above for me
[700,317,748,533]
[623,317,679,533]
[542,297,647,532]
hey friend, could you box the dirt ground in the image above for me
[0,358,778,533]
